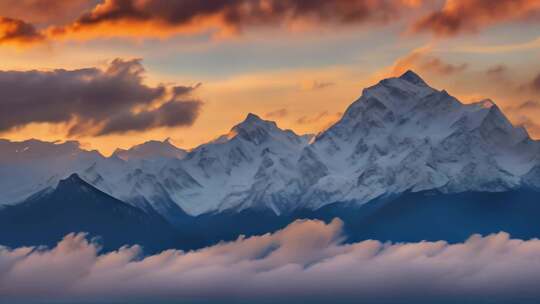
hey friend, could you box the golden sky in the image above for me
[0,0,539,155]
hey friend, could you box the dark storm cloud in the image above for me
[3,219,540,303]
[0,59,202,136]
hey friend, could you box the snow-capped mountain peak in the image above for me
[233,113,273,130]
[399,69,428,86]
[112,138,187,161]
[57,173,86,188]
[228,113,280,144]
[298,71,540,209]
[0,139,103,205]
[358,70,441,114]
[226,113,306,147]
[3,70,540,219]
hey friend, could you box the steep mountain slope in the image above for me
[0,174,177,252]
[297,71,540,209]
[81,156,197,223]
[2,70,540,220]
[0,139,102,205]
[183,189,540,248]
[79,113,313,216]
[180,113,313,214]
[186,70,540,215]
[342,189,540,243]
[0,138,195,221]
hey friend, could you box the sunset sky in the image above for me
[0,0,539,155]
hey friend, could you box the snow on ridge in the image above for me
[2,71,540,217]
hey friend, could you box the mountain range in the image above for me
[2,70,540,251]
[0,173,178,252]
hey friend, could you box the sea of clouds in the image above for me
[2,218,540,303]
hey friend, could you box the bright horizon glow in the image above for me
[0,0,539,155]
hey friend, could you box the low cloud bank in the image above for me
[2,219,540,303]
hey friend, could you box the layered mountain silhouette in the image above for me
[0,174,177,252]
[186,189,540,246]
[2,70,540,251]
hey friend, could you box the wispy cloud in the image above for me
[486,64,508,77]
[296,111,341,125]
[301,80,336,90]
[390,46,468,77]
[265,108,289,119]
[516,100,540,111]
[449,37,540,54]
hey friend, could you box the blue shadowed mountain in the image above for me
[0,174,178,253]
[179,189,540,248]
[2,70,540,251]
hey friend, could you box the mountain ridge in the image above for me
[0,173,177,252]
[112,138,187,161]
[2,70,540,219]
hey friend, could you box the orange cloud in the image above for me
[0,17,44,46]
[296,111,342,127]
[516,100,540,111]
[8,1,540,43]
[532,72,540,93]
[3,0,426,43]
[391,47,467,77]
[301,80,336,91]
[504,100,540,136]
[486,65,508,77]
[0,0,95,25]
[265,108,289,119]
[412,0,540,37]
